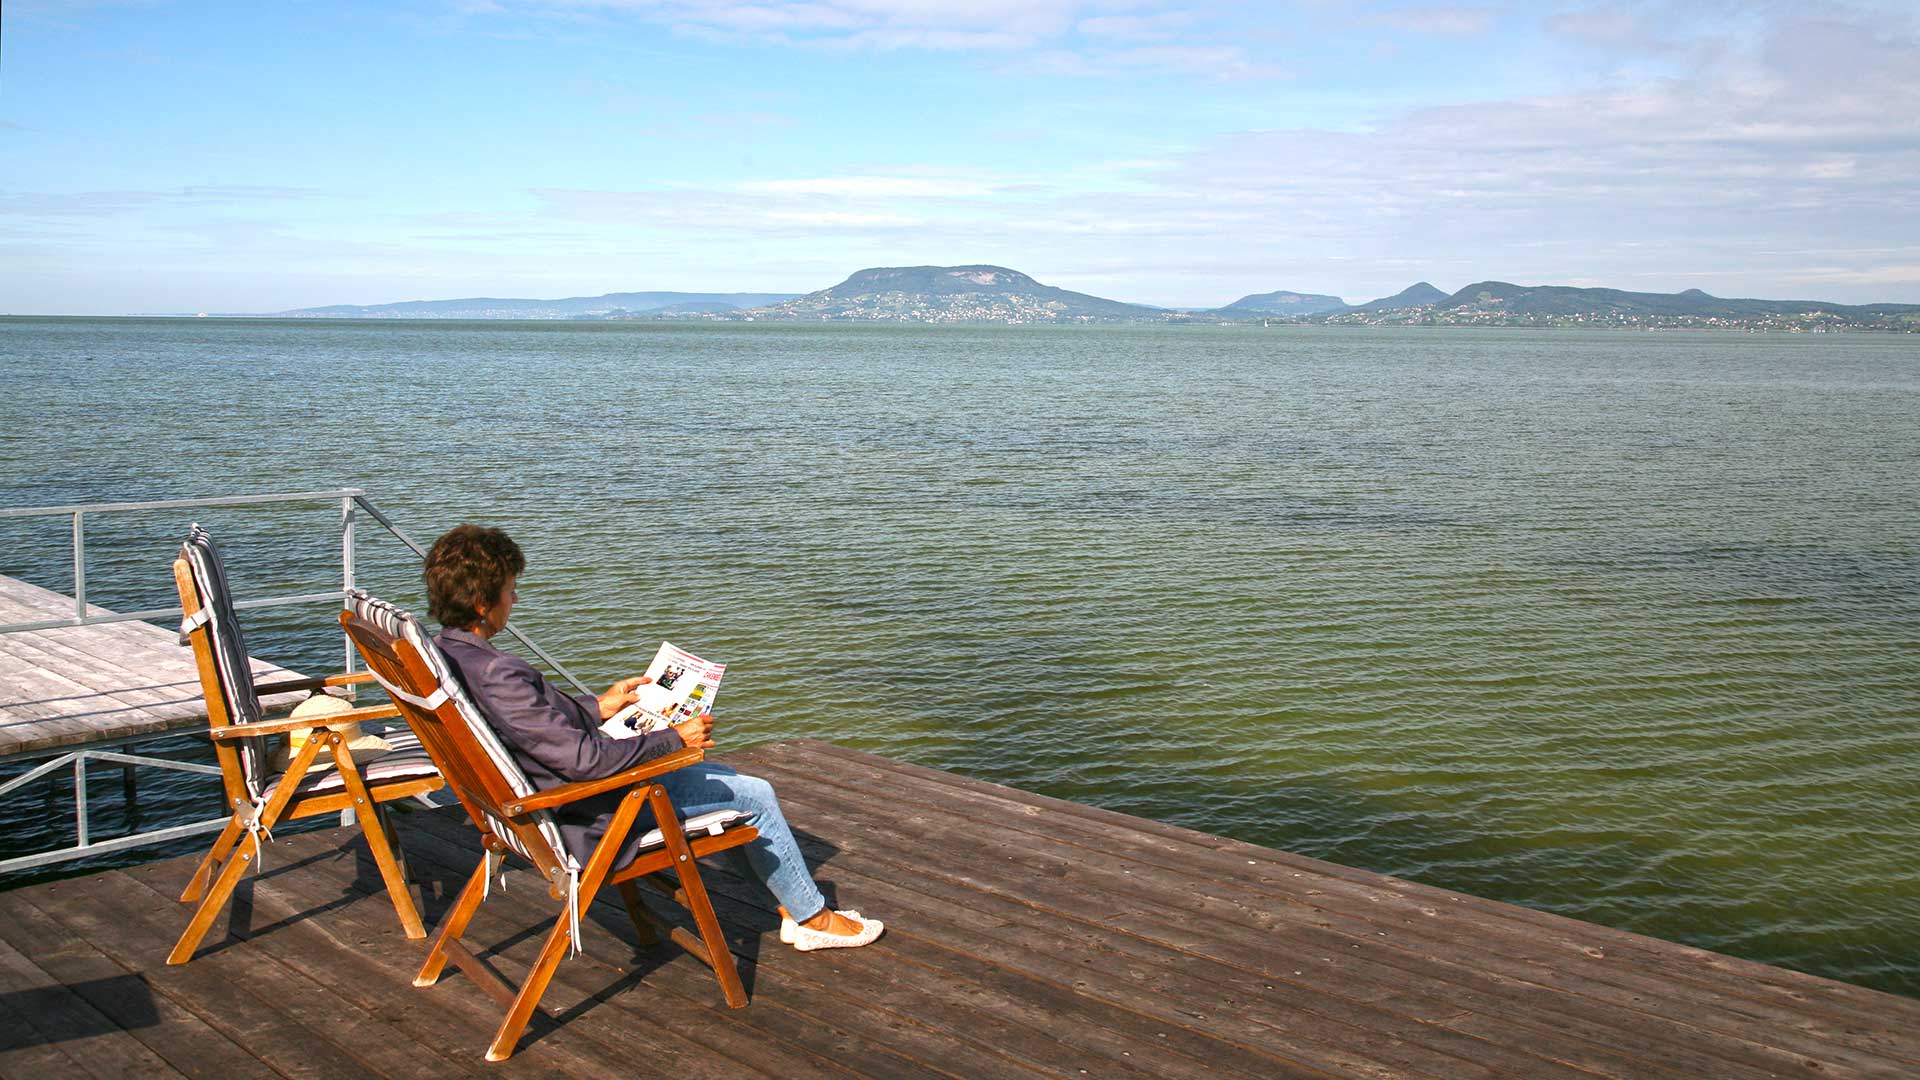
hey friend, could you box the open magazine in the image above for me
[599,641,726,739]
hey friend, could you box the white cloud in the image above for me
[510,0,1141,48]
[533,3,1920,304]
[477,1,1289,76]
[1076,12,1196,41]
[740,175,1004,197]
[760,209,923,226]
[1364,5,1498,36]
[0,186,320,218]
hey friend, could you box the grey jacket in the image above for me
[435,626,683,863]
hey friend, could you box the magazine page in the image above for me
[600,641,726,739]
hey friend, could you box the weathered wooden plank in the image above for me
[700,825,1691,1080]
[0,892,280,1080]
[403,787,1613,1080]
[0,633,201,727]
[128,814,955,1080]
[765,740,1920,1037]
[743,754,1717,1080]
[0,928,187,1079]
[385,811,1062,1079]
[113,847,714,1080]
[768,749,1920,1076]
[4,740,1917,1080]
[0,573,310,759]
[745,744,1913,1080]
[622,863,1256,1080]
[0,982,95,1080]
[16,870,462,1080]
[792,740,1920,1032]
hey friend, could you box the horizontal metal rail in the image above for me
[0,488,368,519]
[0,738,227,875]
[2,589,345,634]
[0,487,589,695]
[348,493,590,696]
[0,487,593,875]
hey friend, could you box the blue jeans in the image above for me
[638,761,829,925]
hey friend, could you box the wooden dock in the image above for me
[1,738,1914,1079]
[0,574,306,761]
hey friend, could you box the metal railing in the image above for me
[0,488,590,874]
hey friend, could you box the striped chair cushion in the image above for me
[638,807,745,851]
[346,591,571,868]
[180,526,268,799]
[261,728,440,799]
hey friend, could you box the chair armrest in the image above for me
[208,704,403,741]
[254,671,377,696]
[505,746,705,816]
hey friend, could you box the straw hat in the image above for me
[268,691,395,772]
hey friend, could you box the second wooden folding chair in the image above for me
[169,525,443,964]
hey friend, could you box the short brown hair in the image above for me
[424,524,525,629]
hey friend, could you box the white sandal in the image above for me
[787,909,882,951]
[778,907,862,944]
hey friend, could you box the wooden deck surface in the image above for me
[1,738,1914,1079]
[0,574,305,759]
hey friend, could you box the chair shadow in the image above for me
[511,826,847,1039]
[0,975,162,1047]
[201,845,369,958]
[208,812,848,1050]
[206,821,461,958]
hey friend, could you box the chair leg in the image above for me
[486,786,651,1060]
[647,786,748,1008]
[379,802,414,882]
[616,879,661,947]
[167,832,260,965]
[487,910,574,1062]
[417,854,491,988]
[179,814,245,903]
[333,747,425,938]
[169,735,326,965]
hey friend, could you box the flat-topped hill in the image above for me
[747,265,1164,323]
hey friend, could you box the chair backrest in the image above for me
[340,591,576,880]
[174,525,267,806]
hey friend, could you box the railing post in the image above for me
[341,496,357,679]
[122,743,138,816]
[72,510,86,622]
[75,754,90,848]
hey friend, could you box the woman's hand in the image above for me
[597,676,651,720]
[672,712,716,750]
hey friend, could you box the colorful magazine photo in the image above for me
[600,641,726,738]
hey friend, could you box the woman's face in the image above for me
[487,574,518,632]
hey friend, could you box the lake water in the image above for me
[2,316,1916,998]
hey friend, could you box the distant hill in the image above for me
[1345,282,1449,313]
[277,291,798,319]
[1315,281,1920,329]
[264,275,1920,329]
[744,265,1164,323]
[1219,289,1348,316]
[1435,282,1920,320]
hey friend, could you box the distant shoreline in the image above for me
[4,313,1913,334]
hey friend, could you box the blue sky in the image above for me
[4,1,1918,313]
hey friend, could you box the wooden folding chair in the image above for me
[339,591,759,1061]
[169,525,443,965]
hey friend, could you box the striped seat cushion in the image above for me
[262,728,440,798]
[637,808,746,851]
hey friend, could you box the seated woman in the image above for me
[424,524,881,951]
